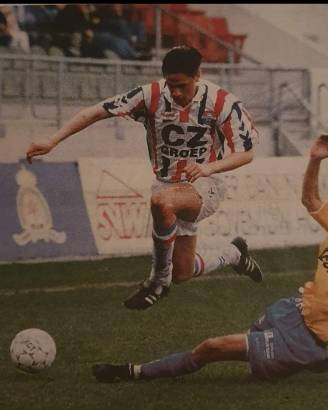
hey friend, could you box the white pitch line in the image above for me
[0,270,310,296]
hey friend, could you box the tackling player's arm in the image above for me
[300,135,328,342]
[26,101,113,163]
[302,135,328,214]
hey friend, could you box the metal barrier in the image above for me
[318,83,328,130]
[273,80,328,155]
[0,53,311,143]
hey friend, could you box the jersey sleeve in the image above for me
[301,203,328,342]
[302,280,328,343]
[102,85,148,123]
[309,202,328,232]
[217,94,259,153]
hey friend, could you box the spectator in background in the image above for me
[91,4,152,60]
[0,8,12,48]
[52,4,104,58]
[104,4,149,52]
[51,4,149,60]
[21,5,58,53]
[0,5,30,53]
[12,3,151,60]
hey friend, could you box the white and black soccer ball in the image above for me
[10,328,56,373]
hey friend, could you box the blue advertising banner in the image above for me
[0,160,97,262]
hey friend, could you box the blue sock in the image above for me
[137,351,201,380]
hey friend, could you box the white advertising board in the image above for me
[79,156,328,257]
[78,157,154,256]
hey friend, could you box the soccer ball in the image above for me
[10,328,56,373]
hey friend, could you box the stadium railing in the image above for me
[271,81,328,155]
[317,84,328,131]
[0,53,312,153]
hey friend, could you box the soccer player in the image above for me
[92,135,328,382]
[26,46,263,310]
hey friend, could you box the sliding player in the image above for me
[93,135,328,383]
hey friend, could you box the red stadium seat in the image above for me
[132,4,248,63]
[132,4,155,34]
[210,17,229,37]
[168,4,189,13]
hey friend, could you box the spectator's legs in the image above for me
[94,31,139,59]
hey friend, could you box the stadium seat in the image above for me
[97,75,116,99]
[155,5,247,63]
[31,45,47,55]
[210,17,229,37]
[168,4,189,13]
[104,49,121,60]
[127,4,247,63]
[12,59,27,70]
[80,74,99,100]
[62,73,82,99]
[174,11,209,51]
[39,73,58,99]
[67,63,85,73]
[2,69,26,97]
[48,46,65,57]
[30,45,53,71]
[0,47,12,68]
[86,65,105,74]
[132,4,155,35]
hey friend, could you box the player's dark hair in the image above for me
[162,46,202,77]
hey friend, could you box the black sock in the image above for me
[116,364,134,380]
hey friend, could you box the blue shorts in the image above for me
[247,297,328,380]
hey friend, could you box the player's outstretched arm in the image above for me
[26,102,111,164]
[302,135,328,212]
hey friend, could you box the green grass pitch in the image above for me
[1,245,328,410]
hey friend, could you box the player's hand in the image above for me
[26,142,54,164]
[183,162,213,183]
[310,134,328,160]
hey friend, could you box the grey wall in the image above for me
[191,4,328,68]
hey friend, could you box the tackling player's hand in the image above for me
[183,162,213,183]
[310,134,328,160]
[26,142,55,164]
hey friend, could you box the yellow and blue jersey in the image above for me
[302,202,328,342]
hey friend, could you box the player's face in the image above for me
[165,72,200,107]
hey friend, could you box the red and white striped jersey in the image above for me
[103,78,259,182]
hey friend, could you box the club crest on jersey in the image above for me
[319,248,328,270]
[201,110,216,126]
[161,112,178,122]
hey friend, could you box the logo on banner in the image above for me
[96,170,150,241]
[13,165,66,246]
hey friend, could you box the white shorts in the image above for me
[151,176,226,236]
